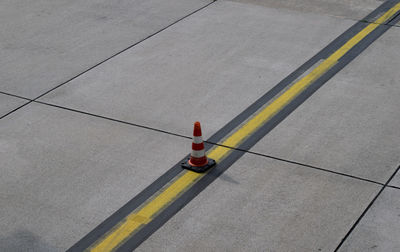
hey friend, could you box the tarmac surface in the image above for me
[1,0,399,251]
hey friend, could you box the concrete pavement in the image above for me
[137,153,381,251]
[1,0,399,251]
[391,172,400,188]
[40,1,354,138]
[229,0,382,20]
[0,0,211,98]
[339,187,400,251]
[251,26,400,183]
[0,93,27,118]
[0,103,191,250]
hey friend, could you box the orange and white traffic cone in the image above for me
[181,121,216,173]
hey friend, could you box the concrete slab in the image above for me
[338,187,400,252]
[138,152,380,251]
[0,93,27,118]
[0,103,191,251]
[41,1,354,139]
[225,0,382,21]
[0,0,211,98]
[251,27,400,183]
[389,171,400,188]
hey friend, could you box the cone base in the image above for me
[181,158,216,173]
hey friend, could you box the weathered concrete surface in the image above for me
[0,103,191,251]
[138,153,380,251]
[226,0,382,20]
[2,0,399,251]
[338,187,400,252]
[0,0,211,98]
[251,27,400,183]
[41,1,354,139]
[0,93,27,118]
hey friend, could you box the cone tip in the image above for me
[193,121,202,136]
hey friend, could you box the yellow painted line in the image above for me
[89,3,400,251]
[90,171,201,252]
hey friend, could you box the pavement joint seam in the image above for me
[0,91,386,189]
[387,184,400,190]
[0,100,32,120]
[0,91,32,102]
[334,164,400,251]
[0,91,34,119]
[333,16,400,27]
[385,5,400,23]
[343,16,400,27]
[0,0,217,121]
[240,149,385,186]
[360,19,400,27]
[35,99,192,140]
[31,100,389,188]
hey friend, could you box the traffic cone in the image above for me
[181,121,216,173]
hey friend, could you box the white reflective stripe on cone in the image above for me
[193,136,203,144]
[191,149,205,158]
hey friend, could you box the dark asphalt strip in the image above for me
[68,0,400,250]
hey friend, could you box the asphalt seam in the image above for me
[0,0,217,121]
[360,19,400,27]
[334,164,400,251]
[386,6,400,23]
[0,91,388,190]
[345,17,400,27]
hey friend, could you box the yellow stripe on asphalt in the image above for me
[90,171,201,252]
[89,3,400,251]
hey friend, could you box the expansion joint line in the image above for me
[0,89,387,188]
[335,165,400,251]
[0,89,395,192]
